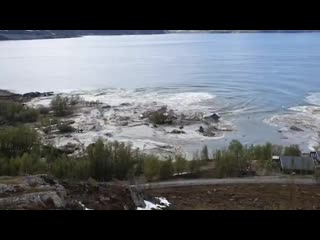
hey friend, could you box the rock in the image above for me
[102,105,111,109]
[290,126,304,132]
[120,103,131,107]
[25,175,46,187]
[22,91,54,101]
[22,92,42,98]
[120,121,129,126]
[170,129,186,134]
[0,191,65,210]
[105,133,113,137]
[40,175,58,185]
[199,126,204,133]
[203,128,216,137]
[179,126,184,129]
[0,184,16,195]
[61,120,75,125]
[119,116,130,121]
[204,113,221,122]
[59,143,79,155]
[57,124,76,133]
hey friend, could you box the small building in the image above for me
[279,156,315,174]
[310,151,320,164]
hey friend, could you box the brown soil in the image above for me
[146,184,320,210]
[62,181,136,210]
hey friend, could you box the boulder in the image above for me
[120,103,131,107]
[0,175,67,210]
[59,143,79,154]
[119,116,130,121]
[61,120,75,125]
[120,121,129,126]
[204,113,221,122]
[170,129,186,134]
[102,104,111,109]
[290,126,304,132]
[199,126,204,133]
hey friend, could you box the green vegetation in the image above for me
[0,126,39,158]
[57,123,75,133]
[174,154,188,175]
[284,145,301,156]
[201,145,209,161]
[0,100,39,125]
[50,95,82,117]
[159,158,174,180]
[143,155,161,182]
[214,141,303,178]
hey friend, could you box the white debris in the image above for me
[173,172,191,176]
[156,197,171,207]
[137,197,171,210]
[78,201,94,210]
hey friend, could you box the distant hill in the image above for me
[1,30,318,41]
[168,30,320,33]
[0,30,167,40]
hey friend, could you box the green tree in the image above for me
[51,95,72,117]
[175,154,187,175]
[284,145,301,156]
[0,126,39,158]
[201,145,209,161]
[144,155,160,182]
[159,158,174,180]
[189,159,201,176]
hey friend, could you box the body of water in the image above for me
[1,33,320,151]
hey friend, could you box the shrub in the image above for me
[51,95,73,117]
[38,106,50,115]
[0,126,39,158]
[57,124,75,133]
[159,159,174,180]
[0,100,39,124]
[189,159,201,176]
[201,145,209,161]
[284,145,301,156]
[144,155,160,182]
[174,154,187,175]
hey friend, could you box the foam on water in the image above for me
[265,91,320,149]
[72,88,216,114]
[306,92,320,106]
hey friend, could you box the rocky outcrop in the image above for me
[290,126,304,132]
[170,129,186,134]
[204,113,221,122]
[0,175,66,210]
[0,175,138,210]
[0,89,54,103]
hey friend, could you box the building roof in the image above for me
[279,156,315,171]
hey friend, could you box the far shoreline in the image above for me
[1,30,320,42]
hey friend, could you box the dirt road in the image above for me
[135,176,317,189]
